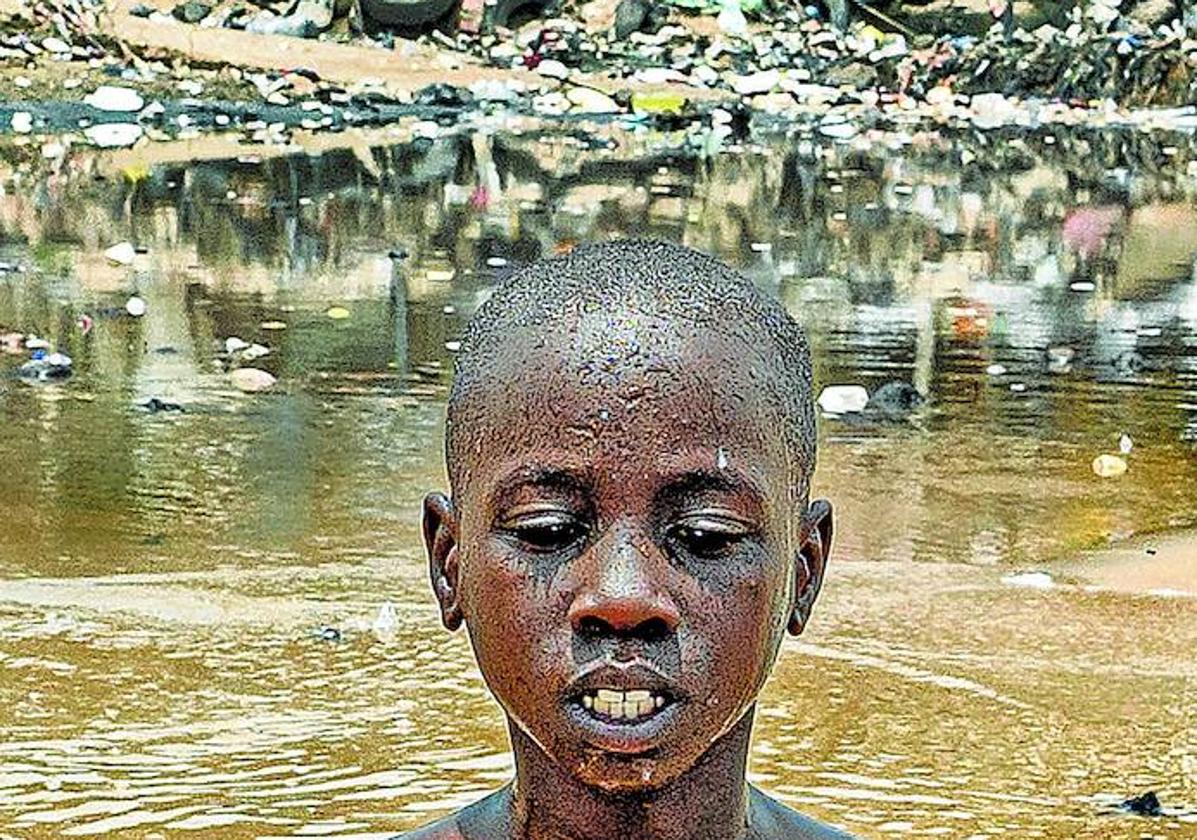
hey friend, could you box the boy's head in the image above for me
[424,240,832,793]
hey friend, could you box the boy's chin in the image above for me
[568,750,684,794]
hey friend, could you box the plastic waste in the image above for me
[732,69,780,96]
[1001,571,1054,589]
[566,87,620,114]
[230,367,277,392]
[817,384,869,415]
[716,0,747,37]
[104,242,136,266]
[125,296,147,317]
[535,59,570,80]
[84,124,143,149]
[630,91,687,115]
[1092,454,1128,478]
[18,351,72,382]
[83,85,144,112]
[225,336,250,354]
[372,601,398,641]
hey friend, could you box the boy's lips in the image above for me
[563,661,686,754]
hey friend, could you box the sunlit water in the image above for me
[0,121,1196,838]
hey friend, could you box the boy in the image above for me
[411,240,848,839]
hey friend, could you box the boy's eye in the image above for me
[503,512,587,553]
[667,516,752,558]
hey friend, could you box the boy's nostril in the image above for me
[638,617,670,642]
[578,616,610,638]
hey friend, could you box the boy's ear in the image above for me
[787,498,833,636]
[423,492,463,631]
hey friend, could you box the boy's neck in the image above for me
[504,709,756,840]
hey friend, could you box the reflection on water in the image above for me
[0,124,1196,838]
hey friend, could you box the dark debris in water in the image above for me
[1120,791,1163,816]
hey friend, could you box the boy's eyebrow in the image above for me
[655,467,768,507]
[490,465,591,498]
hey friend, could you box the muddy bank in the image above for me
[1058,528,1197,597]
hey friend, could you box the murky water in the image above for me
[1,121,1196,839]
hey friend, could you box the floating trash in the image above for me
[1092,454,1128,478]
[817,384,869,415]
[1119,791,1163,817]
[1001,571,1054,589]
[18,351,72,382]
[1119,434,1134,455]
[230,367,277,392]
[373,601,398,642]
[225,336,250,354]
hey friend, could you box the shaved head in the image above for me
[446,239,817,503]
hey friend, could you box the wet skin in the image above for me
[412,308,843,840]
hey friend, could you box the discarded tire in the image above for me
[359,0,455,27]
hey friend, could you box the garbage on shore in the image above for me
[4,0,1197,153]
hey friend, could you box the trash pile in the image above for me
[4,0,1197,146]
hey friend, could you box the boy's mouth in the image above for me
[563,662,685,752]
[580,688,670,722]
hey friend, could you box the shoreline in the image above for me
[1054,526,1197,598]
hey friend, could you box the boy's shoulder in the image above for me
[390,788,508,840]
[749,786,858,839]
[394,786,854,840]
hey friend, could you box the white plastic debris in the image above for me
[83,123,143,148]
[566,86,619,114]
[372,601,397,642]
[104,241,136,266]
[535,59,570,80]
[125,296,147,317]
[11,112,33,134]
[1119,433,1133,455]
[817,384,869,415]
[1001,571,1054,589]
[970,92,1018,130]
[230,367,277,393]
[732,69,781,96]
[716,0,748,36]
[1092,454,1128,478]
[819,120,859,140]
[83,85,144,112]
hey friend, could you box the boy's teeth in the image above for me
[583,689,666,720]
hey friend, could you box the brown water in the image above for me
[1,122,1196,839]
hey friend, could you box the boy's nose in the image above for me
[567,530,680,641]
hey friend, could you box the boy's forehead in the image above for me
[451,305,791,482]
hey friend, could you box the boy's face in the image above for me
[425,309,832,791]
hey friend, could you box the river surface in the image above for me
[0,120,1196,839]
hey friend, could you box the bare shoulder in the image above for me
[749,786,858,839]
[390,788,510,840]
